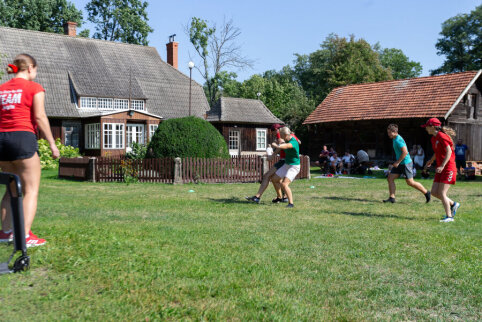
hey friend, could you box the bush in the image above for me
[147,116,229,158]
[126,142,147,160]
[38,138,82,169]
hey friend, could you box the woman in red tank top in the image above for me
[0,54,59,247]
[422,118,460,223]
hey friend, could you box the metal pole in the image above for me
[189,68,192,116]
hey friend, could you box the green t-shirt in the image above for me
[393,135,412,165]
[285,137,300,165]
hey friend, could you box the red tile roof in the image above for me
[303,71,480,124]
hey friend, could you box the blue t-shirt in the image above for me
[393,135,412,165]
[455,144,468,160]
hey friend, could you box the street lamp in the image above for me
[256,92,261,100]
[188,61,195,116]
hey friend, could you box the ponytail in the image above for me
[436,126,456,143]
[5,53,37,74]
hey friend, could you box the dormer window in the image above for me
[79,97,145,111]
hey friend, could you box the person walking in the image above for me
[0,54,59,247]
[422,118,460,222]
[384,124,431,203]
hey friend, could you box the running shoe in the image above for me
[26,235,47,248]
[245,196,260,204]
[286,203,294,208]
[272,197,283,203]
[451,202,460,217]
[425,191,431,203]
[281,197,289,203]
[383,197,396,203]
[440,216,454,223]
[0,230,13,242]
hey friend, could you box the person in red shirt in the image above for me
[422,118,459,223]
[0,53,59,246]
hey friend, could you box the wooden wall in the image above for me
[214,123,277,154]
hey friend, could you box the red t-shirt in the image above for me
[431,131,456,171]
[276,132,299,159]
[0,78,45,133]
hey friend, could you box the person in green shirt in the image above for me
[384,124,431,203]
[270,127,300,208]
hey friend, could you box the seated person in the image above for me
[315,145,330,172]
[353,149,370,174]
[463,162,476,180]
[340,151,355,174]
[330,153,342,175]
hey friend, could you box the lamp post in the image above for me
[188,61,195,116]
[256,92,261,100]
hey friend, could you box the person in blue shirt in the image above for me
[384,124,431,203]
[454,139,469,176]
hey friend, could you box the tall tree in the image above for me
[0,0,84,34]
[293,34,392,104]
[376,47,423,79]
[187,17,253,107]
[431,4,482,75]
[86,0,153,45]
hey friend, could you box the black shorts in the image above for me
[390,162,414,179]
[0,131,38,161]
[456,159,466,169]
[274,159,285,170]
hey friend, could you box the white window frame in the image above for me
[103,123,124,149]
[85,123,100,149]
[256,128,267,151]
[98,98,113,110]
[80,97,97,109]
[114,99,129,110]
[149,124,158,140]
[131,100,145,111]
[126,124,145,147]
[229,130,239,150]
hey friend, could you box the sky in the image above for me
[70,0,480,84]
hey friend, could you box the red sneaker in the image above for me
[0,230,13,242]
[26,234,46,248]
[29,230,38,238]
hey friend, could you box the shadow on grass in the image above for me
[321,196,375,203]
[339,211,417,220]
[208,197,262,205]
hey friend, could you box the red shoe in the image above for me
[29,230,38,238]
[26,234,46,248]
[0,230,13,242]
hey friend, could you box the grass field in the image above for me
[0,169,480,320]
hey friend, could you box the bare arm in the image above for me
[436,145,452,173]
[33,92,60,159]
[393,146,408,167]
[272,142,293,150]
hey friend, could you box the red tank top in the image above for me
[0,78,45,133]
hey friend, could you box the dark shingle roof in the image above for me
[206,97,283,124]
[303,71,481,124]
[0,27,210,119]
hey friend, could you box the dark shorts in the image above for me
[390,162,414,179]
[456,159,466,170]
[274,159,285,170]
[0,131,38,161]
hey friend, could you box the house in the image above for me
[303,71,482,161]
[206,97,283,156]
[0,23,210,156]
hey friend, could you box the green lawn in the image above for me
[0,169,480,320]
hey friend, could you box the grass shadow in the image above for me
[321,196,376,203]
[339,211,417,220]
[207,197,262,205]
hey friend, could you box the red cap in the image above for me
[271,123,283,130]
[421,118,441,128]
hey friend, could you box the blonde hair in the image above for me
[6,53,37,74]
[279,126,291,135]
[436,126,456,143]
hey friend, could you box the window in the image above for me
[126,124,145,147]
[149,124,158,140]
[98,98,113,110]
[131,100,145,111]
[256,128,267,151]
[229,130,239,150]
[85,123,100,149]
[467,94,477,119]
[114,99,129,110]
[103,123,124,149]
[64,123,80,148]
[80,97,97,109]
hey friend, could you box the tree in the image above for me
[0,0,84,34]
[293,34,392,104]
[431,4,482,75]
[187,17,253,107]
[376,47,422,79]
[86,0,153,45]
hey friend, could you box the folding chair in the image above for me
[0,172,29,275]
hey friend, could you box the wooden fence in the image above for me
[60,155,310,183]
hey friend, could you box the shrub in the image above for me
[38,138,82,169]
[126,142,147,160]
[147,116,229,158]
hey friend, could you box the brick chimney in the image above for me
[63,21,77,37]
[166,34,178,69]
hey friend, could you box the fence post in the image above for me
[305,156,311,179]
[261,156,269,175]
[89,157,96,182]
[174,157,182,184]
